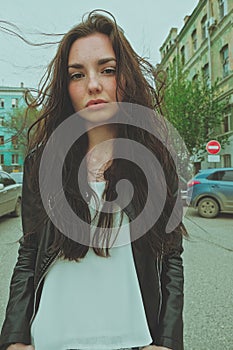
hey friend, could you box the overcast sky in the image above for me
[0,0,198,89]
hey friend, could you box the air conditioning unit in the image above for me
[207,17,216,28]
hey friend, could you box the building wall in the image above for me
[159,0,233,169]
[0,84,28,172]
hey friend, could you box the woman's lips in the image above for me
[86,99,108,111]
[86,99,107,107]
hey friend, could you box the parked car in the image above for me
[9,171,24,184]
[187,167,233,218]
[0,171,22,217]
[179,175,188,205]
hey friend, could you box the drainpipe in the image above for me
[207,0,212,86]
[175,37,179,78]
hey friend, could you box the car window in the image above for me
[207,171,221,180]
[208,170,233,182]
[10,172,23,183]
[0,172,16,186]
[220,170,233,182]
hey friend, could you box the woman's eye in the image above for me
[70,72,84,80]
[102,67,116,75]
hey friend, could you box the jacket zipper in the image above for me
[157,244,164,323]
[30,249,62,326]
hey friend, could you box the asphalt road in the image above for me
[0,215,22,332]
[183,207,233,350]
[0,209,232,350]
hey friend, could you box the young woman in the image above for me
[0,10,186,350]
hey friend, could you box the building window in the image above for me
[220,45,229,78]
[192,74,198,82]
[202,63,210,84]
[222,114,230,133]
[12,154,19,164]
[172,56,177,67]
[0,117,4,126]
[201,15,207,40]
[11,98,18,108]
[180,45,185,65]
[191,29,197,52]
[0,154,4,164]
[11,135,18,144]
[194,162,201,174]
[223,154,231,167]
[0,136,4,145]
[0,99,5,108]
[219,0,228,19]
[11,135,18,148]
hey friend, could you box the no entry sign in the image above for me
[206,140,221,154]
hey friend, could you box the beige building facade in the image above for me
[159,0,233,169]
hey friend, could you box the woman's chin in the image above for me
[77,103,119,124]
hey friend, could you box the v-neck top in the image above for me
[30,182,152,350]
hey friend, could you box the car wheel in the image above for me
[11,198,21,217]
[197,197,219,218]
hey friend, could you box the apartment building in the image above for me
[159,0,233,169]
[0,83,28,172]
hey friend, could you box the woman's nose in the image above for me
[87,74,102,94]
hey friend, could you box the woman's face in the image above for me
[68,32,122,123]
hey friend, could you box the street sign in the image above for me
[206,140,221,154]
[208,155,220,162]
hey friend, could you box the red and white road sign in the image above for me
[206,140,221,154]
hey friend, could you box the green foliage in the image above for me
[5,106,38,157]
[162,61,229,159]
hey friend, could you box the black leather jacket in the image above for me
[0,153,184,350]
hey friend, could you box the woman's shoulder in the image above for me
[25,143,44,163]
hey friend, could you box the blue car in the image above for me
[187,167,233,218]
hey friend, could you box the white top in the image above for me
[31,182,152,350]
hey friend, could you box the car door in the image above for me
[0,172,18,215]
[209,170,233,211]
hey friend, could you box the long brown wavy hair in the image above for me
[25,10,186,260]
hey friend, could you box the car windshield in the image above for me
[10,172,23,183]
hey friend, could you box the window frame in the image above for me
[191,29,197,52]
[223,154,231,168]
[219,0,228,19]
[180,45,185,65]
[222,114,230,133]
[0,117,4,126]
[11,154,19,165]
[201,15,207,40]
[220,44,229,78]
[0,154,4,164]
[0,99,5,108]
[11,98,18,108]
[202,63,210,86]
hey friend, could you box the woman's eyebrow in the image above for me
[98,57,116,65]
[68,57,116,69]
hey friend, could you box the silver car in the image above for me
[0,171,22,217]
[9,171,23,184]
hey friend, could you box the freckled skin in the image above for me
[68,33,122,124]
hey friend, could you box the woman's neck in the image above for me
[86,124,117,151]
[86,124,117,182]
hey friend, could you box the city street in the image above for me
[183,207,233,350]
[0,209,232,350]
